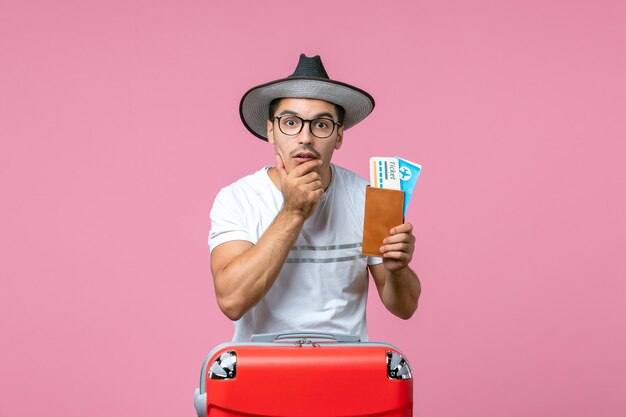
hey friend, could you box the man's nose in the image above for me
[297,122,314,144]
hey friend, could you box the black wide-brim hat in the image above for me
[240,54,375,141]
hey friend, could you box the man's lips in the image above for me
[291,151,319,163]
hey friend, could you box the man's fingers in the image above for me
[306,181,324,193]
[313,188,324,200]
[385,223,415,247]
[381,240,412,251]
[383,233,415,246]
[390,223,413,235]
[290,158,323,177]
[381,249,412,265]
[298,171,323,185]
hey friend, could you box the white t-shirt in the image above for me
[209,164,382,342]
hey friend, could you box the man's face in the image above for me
[267,98,344,174]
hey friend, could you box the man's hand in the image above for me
[379,223,416,272]
[370,222,420,319]
[275,154,324,220]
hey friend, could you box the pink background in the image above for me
[1,1,625,416]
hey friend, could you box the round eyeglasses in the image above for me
[272,115,342,139]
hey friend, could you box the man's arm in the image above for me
[368,223,421,319]
[211,156,323,321]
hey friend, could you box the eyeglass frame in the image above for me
[271,115,343,139]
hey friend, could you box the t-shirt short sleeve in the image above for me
[208,187,253,252]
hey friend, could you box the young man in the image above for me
[209,54,420,342]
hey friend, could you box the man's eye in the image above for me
[284,118,299,127]
[315,120,329,128]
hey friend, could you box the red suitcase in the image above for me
[194,333,414,417]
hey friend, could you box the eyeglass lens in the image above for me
[278,116,336,138]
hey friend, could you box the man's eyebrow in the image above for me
[313,112,336,119]
[277,110,298,116]
[277,110,337,119]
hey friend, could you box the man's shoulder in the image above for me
[218,166,270,194]
[331,164,368,188]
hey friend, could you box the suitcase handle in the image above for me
[250,332,361,343]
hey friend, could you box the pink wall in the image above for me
[1,1,625,416]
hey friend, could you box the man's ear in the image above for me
[334,126,344,150]
[267,119,275,144]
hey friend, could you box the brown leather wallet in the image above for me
[362,186,405,257]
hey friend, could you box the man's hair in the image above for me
[269,98,346,124]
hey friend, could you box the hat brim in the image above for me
[240,77,375,141]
